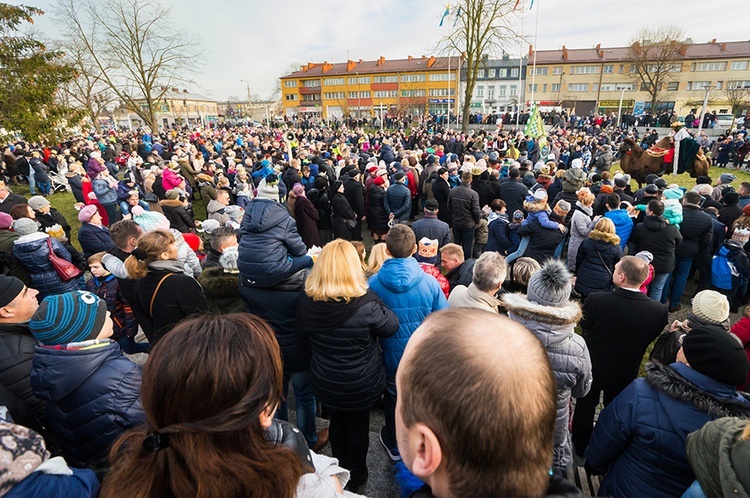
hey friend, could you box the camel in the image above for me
[619,137,710,186]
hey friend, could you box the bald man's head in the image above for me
[396,309,556,498]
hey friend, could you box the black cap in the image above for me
[654,178,668,190]
[0,276,24,308]
[683,325,749,385]
[645,174,659,185]
[424,199,439,212]
[645,184,659,195]
[348,169,360,178]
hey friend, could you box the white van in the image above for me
[714,113,735,130]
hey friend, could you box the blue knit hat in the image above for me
[30,291,107,345]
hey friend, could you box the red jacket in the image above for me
[730,317,750,389]
[419,263,450,299]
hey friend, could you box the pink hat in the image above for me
[78,205,98,223]
[0,212,12,230]
[292,183,305,197]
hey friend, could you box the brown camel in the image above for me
[619,137,711,186]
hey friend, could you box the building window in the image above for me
[347,76,370,84]
[284,94,297,100]
[731,61,749,71]
[727,80,750,89]
[323,77,344,85]
[400,74,426,82]
[592,84,599,92]
[373,90,398,98]
[529,67,548,75]
[488,87,495,99]
[551,83,560,92]
[542,84,547,92]
[499,85,506,96]
[429,88,455,97]
[301,94,320,101]
[476,86,484,97]
[428,72,456,81]
[568,83,588,92]
[499,68,508,77]
[284,80,297,88]
[302,79,320,87]
[400,89,426,97]
[373,75,398,83]
[570,65,599,74]
[552,66,563,75]
[619,64,624,74]
[510,68,519,77]
[478,69,485,78]
[716,81,724,90]
[528,84,538,92]
[688,81,711,91]
[324,92,346,99]
[603,65,614,74]
[696,61,728,72]
[667,81,679,91]
[488,68,496,78]
[509,85,517,96]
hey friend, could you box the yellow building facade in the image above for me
[280,56,460,119]
[525,40,750,117]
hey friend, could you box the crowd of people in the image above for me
[0,117,748,497]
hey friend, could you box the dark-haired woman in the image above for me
[125,229,207,345]
[331,180,357,241]
[101,313,359,498]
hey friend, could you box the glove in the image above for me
[264,419,314,473]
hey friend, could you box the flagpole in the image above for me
[448,53,451,125]
[530,0,540,111]
[516,0,524,129]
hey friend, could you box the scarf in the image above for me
[297,290,380,333]
[0,422,49,495]
[147,259,186,274]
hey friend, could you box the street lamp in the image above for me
[697,84,712,134]
[616,85,626,129]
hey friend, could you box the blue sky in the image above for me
[13,0,750,101]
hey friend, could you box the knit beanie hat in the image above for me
[0,422,49,495]
[199,218,221,234]
[720,173,737,185]
[165,189,180,200]
[11,217,37,236]
[224,205,243,221]
[682,325,749,385]
[27,195,50,211]
[0,212,11,230]
[131,205,171,232]
[563,168,586,192]
[219,245,239,271]
[526,259,572,307]
[533,189,548,201]
[78,204,98,223]
[663,188,684,200]
[634,250,653,264]
[292,183,306,197]
[182,232,201,252]
[30,291,107,345]
[691,290,730,325]
[0,276,24,308]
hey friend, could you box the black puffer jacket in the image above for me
[159,199,195,233]
[367,185,390,232]
[515,218,566,264]
[574,232,622,297]
[448,183,481,229]
[0,323,43,423]
[238,198,308,288]
[331,191,356,240]
[308,188,332,230]
[675,204,713,259]
[496,179,529,214]
[628,215,683,274]
[297,291,398,411]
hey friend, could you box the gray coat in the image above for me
[567,203,595,272]
[502,292,592,474]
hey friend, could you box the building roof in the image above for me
[160,88,215,102]
[282,56,462,79]
[532,40,750,64]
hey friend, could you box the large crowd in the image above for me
[0,116,749,497]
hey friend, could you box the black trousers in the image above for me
[571,383,621,456]
[328,408,371,483]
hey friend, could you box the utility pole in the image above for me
[240,79,252,121]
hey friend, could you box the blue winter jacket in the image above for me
[238,198,308,287]
[486,216,513,254]
[30,341,145,468]
[368,258,448,378]
[5,468,99,498]
[586,362,750,498]
[604,209,634,249]
[13,234,80,298]
[91,178,118,206]
[385,183,412,222]
[77,222,115,260]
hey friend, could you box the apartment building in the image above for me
[525,40,750,117]
[279,56,460,119]
[460,55,527,114]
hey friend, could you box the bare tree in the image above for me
[55,0,201,132]
[627,25,687,113]
[438,0,518,133]
[55,39,116,133]
[724,80,750,118]
[273,62,303,100]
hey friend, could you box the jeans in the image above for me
[381,377,398,453]
[649,272,671,303]
[28,168,36,195]
[669,258,694,309]
[505,236,530,264]
[328,408,371,485]
[120,200,149,215]
[116,335,151,354]
[276,369,318,449]
[453,228,475,260]
[681,480,708,498]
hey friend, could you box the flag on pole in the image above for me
[524,106,547,148]
[439,3,450,26]
[513,0,522,10]
[453,6,461,27]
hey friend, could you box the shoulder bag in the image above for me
[46,238,83,282]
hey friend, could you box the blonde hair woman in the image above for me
[125,229,208,345]
[365,243,390,277]
[567,187,596,272]
[296,239,398,490]
[574,217,622,298]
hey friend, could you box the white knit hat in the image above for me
[691,290,730,325]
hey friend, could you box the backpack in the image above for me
[712,252,737,290]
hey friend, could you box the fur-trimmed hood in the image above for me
[199,267,241,298]
[589,229,621,246]
[523,198,549,213]
[159,199,184,208]
[501,292,582,334]
[646,362,750,419]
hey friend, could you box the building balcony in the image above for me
[299,86,321,95]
